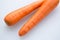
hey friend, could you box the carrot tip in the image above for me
[18,30,26,36]
[4,17,11,26]
[18,31,23,36]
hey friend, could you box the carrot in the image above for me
[4,0,44,26]
[18,0,59,36]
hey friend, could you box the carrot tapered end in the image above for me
[18,29,27,36]
[18,31,24,36]
[4,16,13,26]
[4,17,11,26]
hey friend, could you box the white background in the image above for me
[0,0,60,40]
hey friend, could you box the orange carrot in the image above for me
[4,0,44,26]
[18,0,59,36]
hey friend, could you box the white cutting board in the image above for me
[0,0,60,40]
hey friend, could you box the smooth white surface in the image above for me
[0,0,60,40]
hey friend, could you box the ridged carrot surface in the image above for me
[4,0,44,26]
[19,0,59,36]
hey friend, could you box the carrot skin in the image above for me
[19,0,59,36]
[4,0,44,26]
